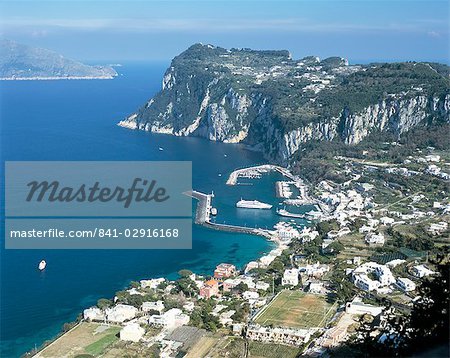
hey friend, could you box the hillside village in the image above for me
[34,145,449,358]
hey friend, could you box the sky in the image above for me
[0,0,448,64]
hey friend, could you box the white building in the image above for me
[142,301,164,313]
[302,263,330,277]
[380,217,395,225]
[354,274,380,292]
[307,281,324,294]
[375,266,395,286]
[255,281,270,291]
[365,233,385,245]
[282,269,299,286]
[396,277,416,292]
[106,304,138,323]
[140,277,165,290]
[148,308,189,329]
[83,307,105,321]
[425,154,440,162]
[386,259,406,268]
[412,265,435,278]
[345,297,383,316]
[428,222,448,235]
[247,324,311,346]
[120,323,145,342]
[278,227,300,239]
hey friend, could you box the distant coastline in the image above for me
[0,75,117,81]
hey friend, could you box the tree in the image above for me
[407,262,449,351]
[178,269,193,278]
[97,298,113,309]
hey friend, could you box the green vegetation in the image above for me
[248,341,301,358]
[84,332,119,356]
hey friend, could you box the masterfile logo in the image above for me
[4,161,193,249]
[25,177,170,209]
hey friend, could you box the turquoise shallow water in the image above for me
[0,63,306,357]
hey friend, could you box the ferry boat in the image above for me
[38,260,46,271]
[236,199,272,210]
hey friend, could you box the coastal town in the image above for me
[33,146,449,358]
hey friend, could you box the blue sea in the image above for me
[0,63,308,357]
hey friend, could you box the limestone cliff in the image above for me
[119,44,450,164]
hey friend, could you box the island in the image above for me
[0,39,117,80]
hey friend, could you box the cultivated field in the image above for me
[254,290,335,329]
[36,322,120,357]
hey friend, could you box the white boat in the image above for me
[236,199,272,210]
[211,207,218,215]
[276,208,305,218]
[38,260,46,271]
[158,147,164,151]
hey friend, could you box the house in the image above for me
[106,304,138,323]
[307,281,324,294]
[214,263,237,279]
[199,279,219,299]
[425,154,440,162]
[428,222,448,235]
[120,323,145,342]
[142,301,164,313]
[255,281,270,291]
[278,226,300,239]
[140,277,165,290]
[354,274,380,292]
[396,277,416,292]
[246,324,311,346]
[345,297,383,316]
[148,308,189,329]
[365,233,385,245]
[386,259,406,268]
[375,266,395,286]
[242,291,259,301]
[302,263,330,277]
[222,278,240,292]
[219,310,236,326]
[380,217,395,226]
[83,307,105,321]
[245,261,260,274]
[282,269,299,286]
[412,265,435,278]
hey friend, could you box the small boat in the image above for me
[158,147,164,151]
[218,173,222,177]
[38,260,46,271]
[224,154,227,157]
[211,207,218,216]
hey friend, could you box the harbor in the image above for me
[185,190,273,239]
[226,164,298,185]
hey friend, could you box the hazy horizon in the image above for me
[1,1,448,64]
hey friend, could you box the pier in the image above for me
[184,190,273,239]
[226,164,298,185]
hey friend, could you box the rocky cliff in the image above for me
[119,44,450,164]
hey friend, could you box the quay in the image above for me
[184,190,273,239]
[226,164,298,185]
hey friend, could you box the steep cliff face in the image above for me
[119,44,450,164]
